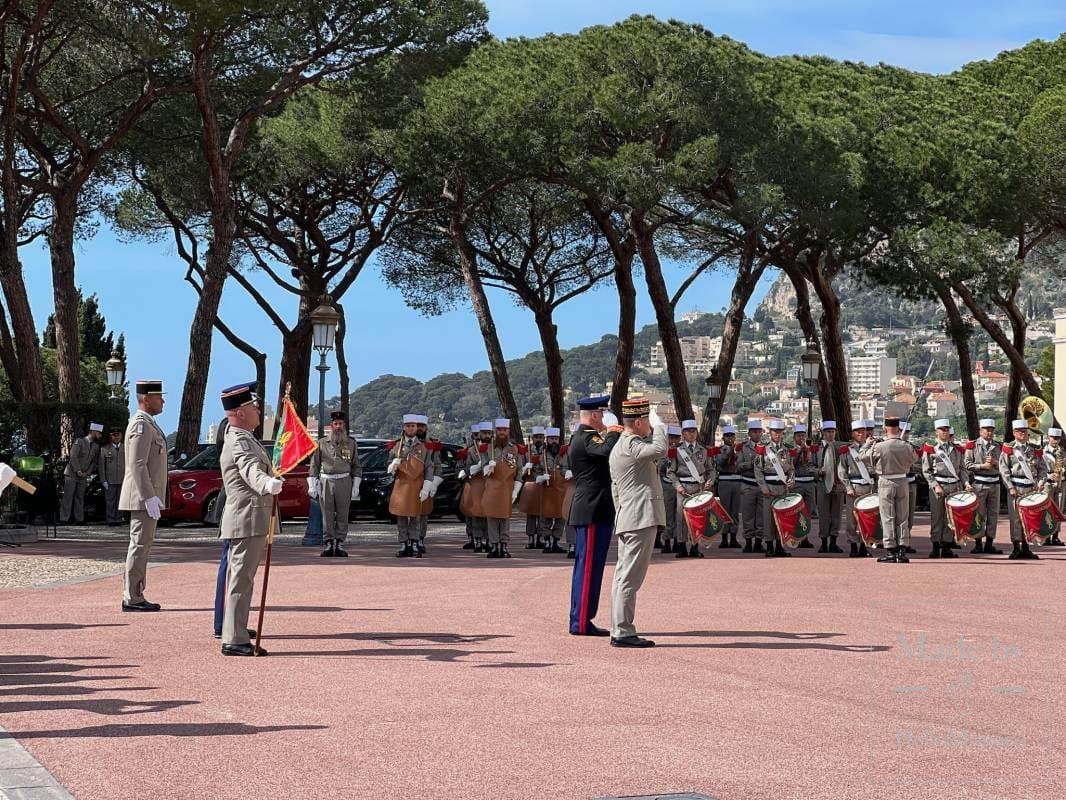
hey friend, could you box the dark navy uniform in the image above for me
[567,410,621,635]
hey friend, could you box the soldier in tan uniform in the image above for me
[665,419,716,558]
[840,419,874,558]
[900,422,920,553]
[99,427,125,526]
[120,382,168,612]
[713,425,742,549]
[737,419,765,553]
[965,418,1004,554]
[559,424,577,558]
[458,425,481,550]
[815,421,844,553]
[658,425,682,553]
[61,423,102,523]
[1041,427,1066,547]
[755,418,795,557]
[417,417,444,554]
[921,418,972,558]
[1000,419,1047,560]
[790,424,818,549]
[522,426,547,549]
[482,418,525,559]
[387,414,434,558]
[460,421,493,552]
[869,418,917,563]
[218,383,283,656]
[536,427,568,553]
[308,410,362,558]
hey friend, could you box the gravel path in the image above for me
[0,554,123,589]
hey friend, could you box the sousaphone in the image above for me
[1019,395,1052,446]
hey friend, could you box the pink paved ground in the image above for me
[2,520,1064,800]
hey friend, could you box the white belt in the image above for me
[881,474,907,480]
[718,474,742,481]
[679,478,701,484]
[1012,478,1034,486]
[934,477,960,484]
[849,478,873,485]
[763,477,787,484]
[973,476,1000,484]
[794,476,815,483]
[321,473,351,481]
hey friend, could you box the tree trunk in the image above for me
[274,319,313,438]
[0,300,20,399]
[534,308,565,427]
[46,197,81,405]
[0,258,44,402]
[336,304,351,429]
[933,283,977,438]
[629,209,692,422]
[780,261,834,425]
[807,255,851,440]
[449,213,523,444]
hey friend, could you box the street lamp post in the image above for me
[303,296,341,547]
[705,365,722,440]
[799,350,822,434]
[105,351,125,402]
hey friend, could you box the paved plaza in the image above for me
[1,516,1063,800]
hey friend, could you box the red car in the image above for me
[163,440,310,523]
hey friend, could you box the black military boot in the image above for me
[729,532,741,548]
[798,538,814,549]
[818,537,829,553]
[462,539,475,550]
[548,537,565,554]
[896,546,910,564]
[970,538,985,555]
[526,535,537,549]
[742,538,753,553]
[940,541,958,558]
[500,543,512,558]
[1020,541,1040,560]
[334,542,349,558]
[416,539,426,555]
[773,540,791,557]
[857,542,871,558]
[655,531,663,549]
[660,538,672,554]
[474,538,485,553]
[719,534,731,549]
[983,538,1002,555]
[849,541,860,557]
[321,540,336,558]
[675,542,689,558]
[486,543,501,559]
[828,536,844,553]
[689,543,704,559]
[535,536,545,549]
[1008,541,1023,560]
[1048,533,1065,546]
[928,543,941,559]
[413,542,423,558]
[567,544,576,559]
[877,546,896,563]
[397,541,412,558]
[752,539,765,553]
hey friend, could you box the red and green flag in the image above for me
[271,398,318,475]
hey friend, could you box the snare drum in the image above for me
[771,493,811,547]
[945,491,981,545]
[1018,491,1054,545]
[853,494,882,547]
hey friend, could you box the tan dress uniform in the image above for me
[965,436,1003,546]
[815,440,844,546]
[419,439,442,546]
[665,440,716,547]
[999,440,1047,544]
[713,442,742,544]
[839,442,875,548]
[388,436,432,546]
[1041,443,1064,543]
[120,411,169,604]
[483,441,525,548]
[905,444,920,532]
[61,435,99,523]
[99,441,125,524]
[737,437,764,548]
[869,436,917,549]
[309,433,361,544]
[657,455,677,545]
[462,442,489,549]
[791,441,819,524]
[609,425,668,639]
[921,441,970,547]
[536,444,568,551]
[523,441,545,545]
[754,439,794,547]
[219,425,275,646]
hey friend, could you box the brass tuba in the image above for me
[1019,395,1052,447]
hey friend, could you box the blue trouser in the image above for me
[213,539,230,635]
[569,523,612,634]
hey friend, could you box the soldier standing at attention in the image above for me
[308,411,362,558]
[658,424,682,553]
[900,422,920,553]
[790,424,818,548]
[608,398,668,649]
[568,396,622,636]
[713,425,742,549]
[120,382,168,612]
[523,426,547,549]
[218,383,283,656]
[538,427,568,554]
[61,423,103,524]
[387,414,434,558]
[482,419,525,559]
[415,416,442,555]
[755,419,795,558]
[737,419,765,553]
[457,424,480,550]
[1000,419,1047,560]
[869,418,917,563]
[559,424,578,558]
[99,427,125,526]
[665,419,716,559]
[921,418,972,559]
[815,421,844,553]
[1041,427,1066,547]
[965,418,1004,555]
[840,419,875,558]
[463,421,493,552]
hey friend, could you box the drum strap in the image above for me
[677,446,703,485]
[849,446,871,484]
[822,445,836,492]
[1017,452,1035,484]
[935,445,959,483]
[765,446,787,484]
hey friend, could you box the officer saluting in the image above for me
[567,396,622,637]
[308,410,362,558]
[219,383,283,656]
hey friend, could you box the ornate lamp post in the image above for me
[105,350,125,402]
[303,296,341,547]
[705,365,722,439]
[799,349,822,434]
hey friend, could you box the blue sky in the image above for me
[17,1,1065,435]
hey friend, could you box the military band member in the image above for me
[120,383,168,612]
[965,418,1004,555]
[537,427,568,553]
[458,424,480,549]
[840,419,875,558]
[658,425,682,552]
[921,418,972,558]
[417,417,444,555]
[815,421,844,553]
[308,411,362,558]
[559,424,578,558]
[790,423,818,549]
[900,422,919,550]
[738,419,765,553]
[1000,419,1047,560]
[61,423,102,524]
[666,419,716,559]
[755,419,795,557]
[483,418,525,559]
[523,426,547,549]
[387,414,434,558]
[713,425,742,549]
[218,383,284,656]
[869,418,917,563]
[99,427,125,526]
[462,421,494,552]
[1041,427,1066,546]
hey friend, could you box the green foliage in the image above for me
[1037,343,1055,401]
[41,290,120,365]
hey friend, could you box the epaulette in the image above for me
[755,445,766,456]
[789,447,798,457]
[457,448,468,460]
[810,443,819,452]
[517,444,528,455]
[965,440,975,450]
[667,447,677,459]
[922,443,935,454]
[429,440,442,452]
[1036,448,1044,458]
[838,445,849,455]
[734,443,743,453]
[707,446,720,457]
[559,444,568,456]
[385,440,396,451]
[955,445,966,455]
[998,444,1006,454]
[478,443,489,453]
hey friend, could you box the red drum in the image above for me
[945,491,981,545]
[771,493,811,548]
[682,491,733,542]
[1017,491,1063,545]
[853,494,882,547]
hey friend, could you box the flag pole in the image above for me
[253,493,279,656]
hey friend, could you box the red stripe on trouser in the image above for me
[578,524,595,634]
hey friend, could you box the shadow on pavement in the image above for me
[646,630,846,640]
[159,606,392,614]
[2,722,328,739]
[0,623,128,631]
[278,647,516,662]
[0,698,199,715]
[271,631,511,645]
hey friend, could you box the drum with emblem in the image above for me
[682,491,732,542]
[1018,491,1059,544]
[853,494,882,547]
[944,491,981,545]
[770,493,812,547]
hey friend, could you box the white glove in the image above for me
[144,496,162,520]
[306,477,319,498]
[458,469,467,481]
[351,477,361,500]
[535,474,550,485]
[564,469,573,481]
[0,463,15,493]
[101,480,109,490]
[522,462,534,475]
[387,458,401,475]
[649,405,662,429]
[429,475,444,497]
[484,459,496,476]
[511,480,522,503]
[265,477,284,496]
[419,479,432,502]
[602,410,619,427]
[469,462,482,476]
